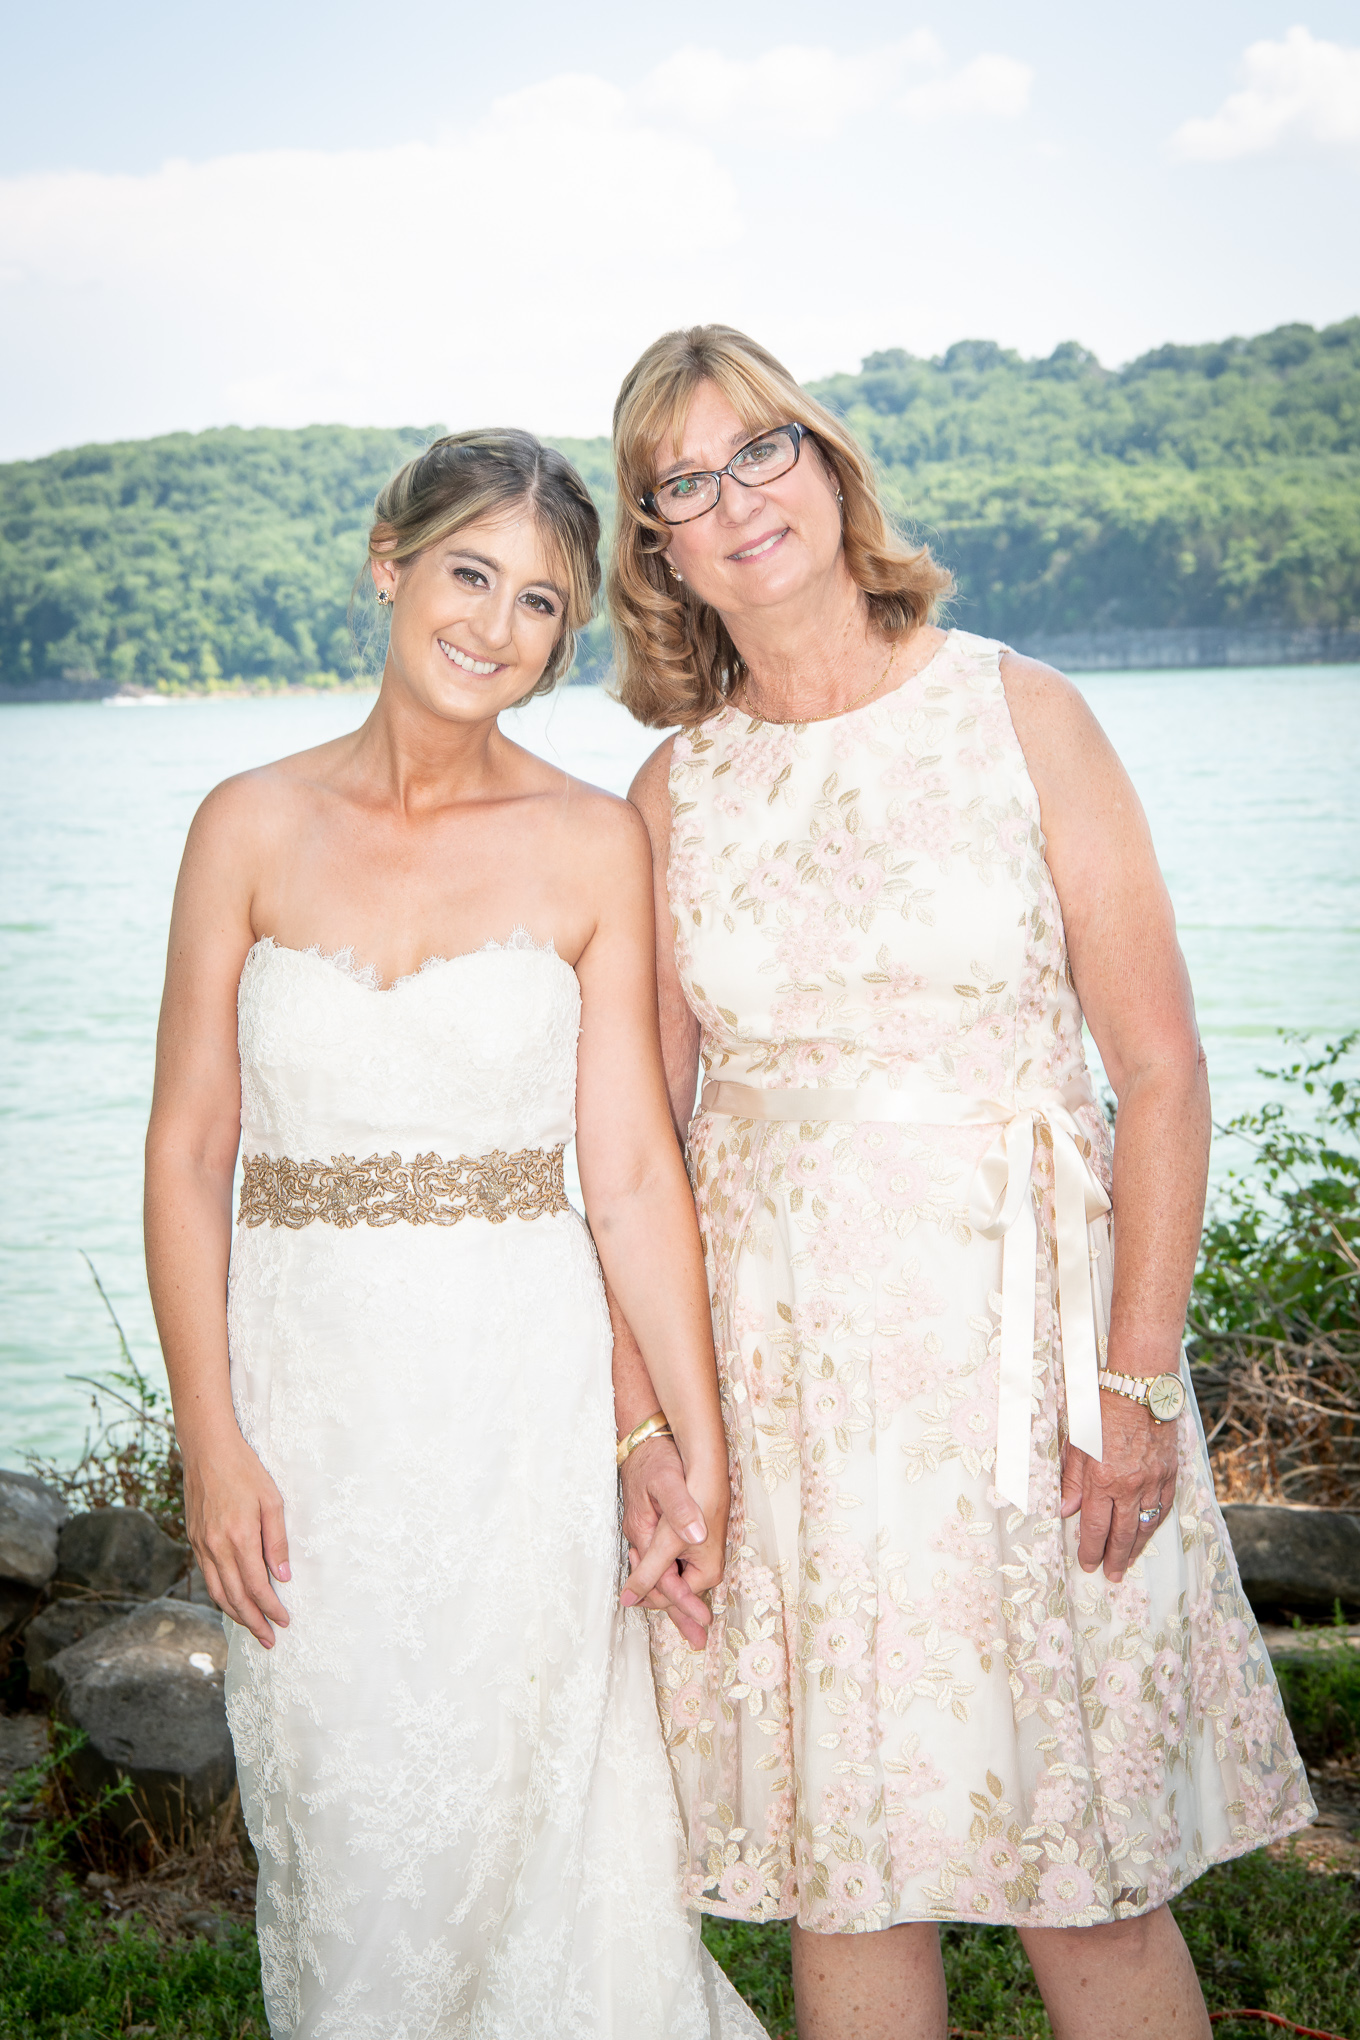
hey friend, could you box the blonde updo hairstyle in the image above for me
[609,325,954,728]
[365,429,601,704]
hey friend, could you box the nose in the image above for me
[715,476,766,526]
[477,584,518,653]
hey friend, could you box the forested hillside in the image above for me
[809,319,1360,640]
[0,318,1355,693]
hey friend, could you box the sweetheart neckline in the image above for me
[245,931,575,996]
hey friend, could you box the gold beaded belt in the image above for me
[238,1144,568,1230]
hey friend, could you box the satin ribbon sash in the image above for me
[697,1077,1111,1512]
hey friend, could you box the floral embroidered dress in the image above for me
[653,628,1312,1933]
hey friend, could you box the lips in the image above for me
[729,527,789,563]
[437,638,503,677]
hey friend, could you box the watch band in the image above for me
[1098,1368,1151,1405]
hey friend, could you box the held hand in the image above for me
[619,1435,729,1650]
[1060,1391,1179,1585]
[183,1430,291,1647]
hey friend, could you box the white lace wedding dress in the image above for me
[224,933,763,2040]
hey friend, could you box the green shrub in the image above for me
[1272,1627,1360,1767]
[1194,1034,1360,1345]
[1189,1036,1360,1506]
[24,1257,185,1543]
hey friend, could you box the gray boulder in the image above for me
[0,1470,69,1588]
[23,1598,143,1697]
[1,1581,38,1641]
[44,1598,233,1831]
[55,1508,189,1601]
[1221,1503,1360,1617]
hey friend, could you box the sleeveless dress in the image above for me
[651,630,1313,1933]
[223,933,764,2039]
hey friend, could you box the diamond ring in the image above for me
[1138,1505,1162,1524]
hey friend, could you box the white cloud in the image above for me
[0,32,1043,455]
[0,88,740,439]
[902,53,1034,123]
[1171,26,1360,161]
[633,35,1029,140]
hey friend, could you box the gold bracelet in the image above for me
[616,1412,673,1468]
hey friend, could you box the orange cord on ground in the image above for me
[1207,2015,1352,2037]
[945,2018,1349,2040]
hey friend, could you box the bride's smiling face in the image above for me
[372,507,567,721]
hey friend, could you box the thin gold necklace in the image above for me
[737,637,900,727]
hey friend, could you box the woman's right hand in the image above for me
[183,1430,291,1648]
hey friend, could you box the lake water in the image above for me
[3,665,1358,1459]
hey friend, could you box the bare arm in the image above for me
[630,737,703,1139]
[571,787,727,1615]
[1003,652,1210,1581]
[597,739,722,1642]
[144,780,291,1646]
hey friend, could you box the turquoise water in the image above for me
[2,666,1357,1458]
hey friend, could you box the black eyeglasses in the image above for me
[641,423,807,526]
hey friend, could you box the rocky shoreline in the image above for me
[3,1466,1356,1871]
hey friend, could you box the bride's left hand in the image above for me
[1060,1392,1179,1584]
[620,1437,728,1649]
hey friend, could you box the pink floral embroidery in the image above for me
[655,629,1313,1933]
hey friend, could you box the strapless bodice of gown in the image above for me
[237,931,578,1159]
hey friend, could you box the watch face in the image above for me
[1148,1374,1186,1421]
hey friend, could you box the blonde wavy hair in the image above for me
[608,325,953,728]
[364,429,600,703]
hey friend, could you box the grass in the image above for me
[0,1881,265,2040]
[0,1746,1355,2040]
[0,1861,1353,2040]
[702,1851,1360,2038]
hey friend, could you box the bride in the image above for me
[143,429,762,2039]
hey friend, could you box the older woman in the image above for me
[608,327,1313,2040]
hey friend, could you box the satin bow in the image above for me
[967,1105,1111,1511]
[698,1077,1112,1515]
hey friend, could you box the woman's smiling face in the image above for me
[372,506,567,722]
[656,380,845,624]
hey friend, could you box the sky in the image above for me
[0,1,1357,462]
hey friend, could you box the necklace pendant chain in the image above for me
[742,638,900,727]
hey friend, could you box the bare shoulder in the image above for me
[1000,648,1098,739]
[998,647,1119,784]
[187,746,317,854]
[627,735,678,838]
[181,737,361,904]
[187,760,284,854]
[552,768,651,873]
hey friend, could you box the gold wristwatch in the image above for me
[1097,1368,1187,1422]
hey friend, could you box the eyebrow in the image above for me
[448,546,567,604]
[656,424,764,485]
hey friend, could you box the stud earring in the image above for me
[668,564,684,583]
[836,489,844,504]
[376,589,392,606]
